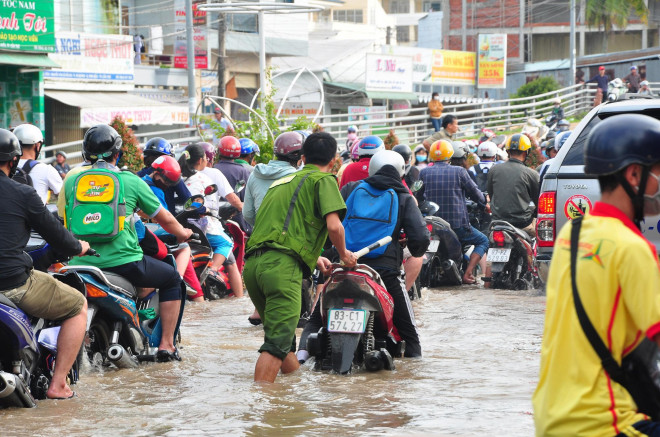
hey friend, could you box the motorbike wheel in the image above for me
[86,318,111,367]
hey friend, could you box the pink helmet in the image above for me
[199,141,216,162]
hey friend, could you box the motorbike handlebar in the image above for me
[353,236,392,259]
[84,248,100,257]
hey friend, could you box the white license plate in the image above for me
[327,309,367,333]
[427,239,440,253]
[487,248,511,263]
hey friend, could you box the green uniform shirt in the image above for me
[247,164,346,274]
[65,169,163,269]
[487,157,540,228]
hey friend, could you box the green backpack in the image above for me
[64,165,127,242]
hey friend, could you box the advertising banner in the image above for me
[382,46,433,83]
[477,34,507,89]
[365,53,413,93]
[348,106,387,122]
[174,0,208,69]
[44,32,134,84]
[431,50,476,86]
[0,0,55,52]
[80,106,189,128]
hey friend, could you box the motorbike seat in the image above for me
[0,293,18,310]
[491,220,533,242]
[103,272,137,299]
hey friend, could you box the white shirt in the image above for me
[184,171,224,235]
[18,159,63,205]
[201,167,234,199]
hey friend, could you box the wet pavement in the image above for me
[1,285,545,436]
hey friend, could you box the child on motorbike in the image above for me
[178,144,238,295]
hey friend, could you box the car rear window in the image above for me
[563,108,660,166]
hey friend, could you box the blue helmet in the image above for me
[143,137,174,157]
[357,135,385,157]
[347,125,357,133]
[554,130,572,151]
[239,138,257,155]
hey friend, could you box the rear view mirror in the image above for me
[204,184,218,196]
[235,180,246,193]
[184,195,205,210]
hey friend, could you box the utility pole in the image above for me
[217,12,226,101]
[185,0,197,125]
[569,0,576,85]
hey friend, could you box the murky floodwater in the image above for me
[2,285,545,436]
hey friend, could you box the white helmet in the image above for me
[13,124,43,145]
[451,141,467,159]
[477,141,498,158]
[368,150,405,178]
[553,97,561,105]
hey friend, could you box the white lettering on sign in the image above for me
[83,213,101,224]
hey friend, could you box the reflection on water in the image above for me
[1,286,545,436]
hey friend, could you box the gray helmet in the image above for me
[368,150,405,177]
[451,141,467,159]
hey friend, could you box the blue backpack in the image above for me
[343,181,399,258]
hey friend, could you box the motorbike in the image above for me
[306,236,404,374]
[486,220,541,290]
[0,235,93,408]
[545,114,558,132]
[418,201,471,287]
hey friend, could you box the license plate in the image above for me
[427,239,440,253]
[327,309,367,333]
[487,248,511,263]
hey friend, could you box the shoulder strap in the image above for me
[570,217,626,384]
[282,173,311,233]
[22,159,37,174]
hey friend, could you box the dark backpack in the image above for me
[12,159,38,186]
[473,163,489,192]
[343,181,399,258]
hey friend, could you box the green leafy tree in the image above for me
[585,0,648,51]
[110,116,143,172]
[202,69,317,165]
[513,76,560,99]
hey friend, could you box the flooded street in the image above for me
[2,285,545,436]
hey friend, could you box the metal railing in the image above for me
[46,82,612,161]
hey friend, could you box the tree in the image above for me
[512,76,560,99]
[585,0,648,51]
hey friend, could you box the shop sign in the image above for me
[365,53,413,93]
[431,50,476,86]
[45,32,134,84]
[174,0,208,69]
[0,0,54,52]
[477,34,507,89]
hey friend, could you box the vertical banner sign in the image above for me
[0,0,55,52]
[365,53,413,93]
[478,34,507,89]
[174,0,208,69]
[431,50,476,85]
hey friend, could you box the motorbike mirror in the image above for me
[184,195,205,210]
[204,184,218,196]
[419,201,440,217]
[411,180,423,193]
[235,180,246,193]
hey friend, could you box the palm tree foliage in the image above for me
[584,0,648,31]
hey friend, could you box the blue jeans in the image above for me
[430,117,442,132]
[453,225,489,258]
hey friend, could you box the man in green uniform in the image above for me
[244,132,357,383]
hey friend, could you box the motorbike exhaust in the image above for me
[107,344,139,369]
[0,371,36,408]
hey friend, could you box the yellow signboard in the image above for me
[431,50,476,86]
[477,34,507,89]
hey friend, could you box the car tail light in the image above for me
[492,230,506,247]
[537,191,556,247]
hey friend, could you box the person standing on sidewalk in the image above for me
[428,92,444,132]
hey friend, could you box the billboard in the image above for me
[0,0,55,52]
[381,46,433,83]
[45,32,134,84]
[174,0,208,69]
[431,50,476,86]
[365,53,413,93]
[478,34,507,89]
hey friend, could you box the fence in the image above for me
[46,82,613,161]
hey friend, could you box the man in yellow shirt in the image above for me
[533,113,660,436]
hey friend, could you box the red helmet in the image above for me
[218,136,241,158]
[274,131,303,159]
[199,141,216,162]
[151,155,181,186]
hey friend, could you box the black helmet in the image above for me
[143,137,174,157]
[0,129,21,161]
[585,114,660,175]
[392,144,412,163]
[83,124,122,162]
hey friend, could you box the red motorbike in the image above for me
[306,237,405,374]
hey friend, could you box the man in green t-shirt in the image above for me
[244,132,357,383]
[63,125,192,362]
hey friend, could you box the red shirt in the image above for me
[339,157,371,188]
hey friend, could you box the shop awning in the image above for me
[0,53,60,68]
[45,91,189,128]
